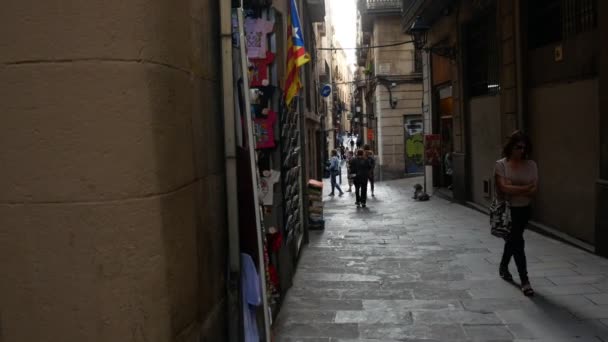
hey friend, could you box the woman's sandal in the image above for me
[499,268,514,282]
[521,283,535,297]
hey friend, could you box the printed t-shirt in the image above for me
[254,110,277,149]
[245,18,274,58]
[250,52,275,87]
[260,170,281,205]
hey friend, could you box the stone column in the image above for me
[499,0,519,137]
[596,0,608,256]
[0,1,226,341]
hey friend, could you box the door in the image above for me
[404,115,424,174]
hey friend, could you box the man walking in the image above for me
[328,150,344,197]
[350,149,372,207]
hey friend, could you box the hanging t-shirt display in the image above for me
[260,169,281,205]
[249,52,275,87]
[253,109,277,149]
[244,18,274,59]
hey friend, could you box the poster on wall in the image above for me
[424,134,441,166]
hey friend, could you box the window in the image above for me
[528,0,598,49]
[465,4,499,96]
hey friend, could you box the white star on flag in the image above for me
[292,26,300,40]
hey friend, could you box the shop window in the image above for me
[528,0,597,49]
[465,4,499,97]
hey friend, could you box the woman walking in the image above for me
[495,131,538,296]
[351,149,372,207]
[328,150,344,197]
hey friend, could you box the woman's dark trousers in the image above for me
[501,206,531,284]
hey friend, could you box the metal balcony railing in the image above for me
[359,0,402,15]
[366,0,402,11]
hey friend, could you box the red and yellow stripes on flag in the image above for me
[285,0,310,106]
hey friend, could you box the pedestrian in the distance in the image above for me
[349,139,355,152]
[363,144,375,197]
[351,149,372,207]
[345,150,355,192]
[338,145,346,185]
[328,150,344,197]
[495,131,538,296]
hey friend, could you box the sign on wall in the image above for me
[424,134,441,166]
[320,84,332,97]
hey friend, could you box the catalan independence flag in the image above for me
[285,0,310,106]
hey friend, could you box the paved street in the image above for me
[274,176,608,341]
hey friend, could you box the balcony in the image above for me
[401,0,457,33]
[306,0,326,23]
[359,0,402,32]
[359,0,402,15]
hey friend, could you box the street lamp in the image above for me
[408,16,430,50]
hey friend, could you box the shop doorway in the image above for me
[434,85,454,192]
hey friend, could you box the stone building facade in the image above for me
[1,1,227,341]
[404,0,608,254]
[357,1,424,180]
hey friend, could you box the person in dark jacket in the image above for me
[363,144,375,197]
[350,149,372,207]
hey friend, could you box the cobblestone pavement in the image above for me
[274,177,608,341]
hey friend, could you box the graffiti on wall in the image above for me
[404,116,424,173]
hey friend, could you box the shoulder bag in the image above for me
[490,160,512,238]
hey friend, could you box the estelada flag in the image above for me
[285,0,311,106]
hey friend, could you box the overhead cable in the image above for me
[316,40,415,51]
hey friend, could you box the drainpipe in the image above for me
[219,1,241,341]
[515,0,525,131]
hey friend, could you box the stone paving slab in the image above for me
[273,177,608,341]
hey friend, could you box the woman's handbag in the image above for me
[489,198,511,238]
[490,159,512,238]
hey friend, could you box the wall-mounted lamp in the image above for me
[408,16,457,60]
[379,82,398,109]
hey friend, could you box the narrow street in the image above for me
[275,177,608,341]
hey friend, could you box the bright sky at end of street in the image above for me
[328,0,357,67]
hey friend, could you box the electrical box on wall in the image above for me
[483,178,491,198]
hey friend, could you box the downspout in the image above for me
[515,0,525,131]
[219,1,241,342]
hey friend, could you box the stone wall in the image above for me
[0,0,227,341]
[597,0,608,257]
